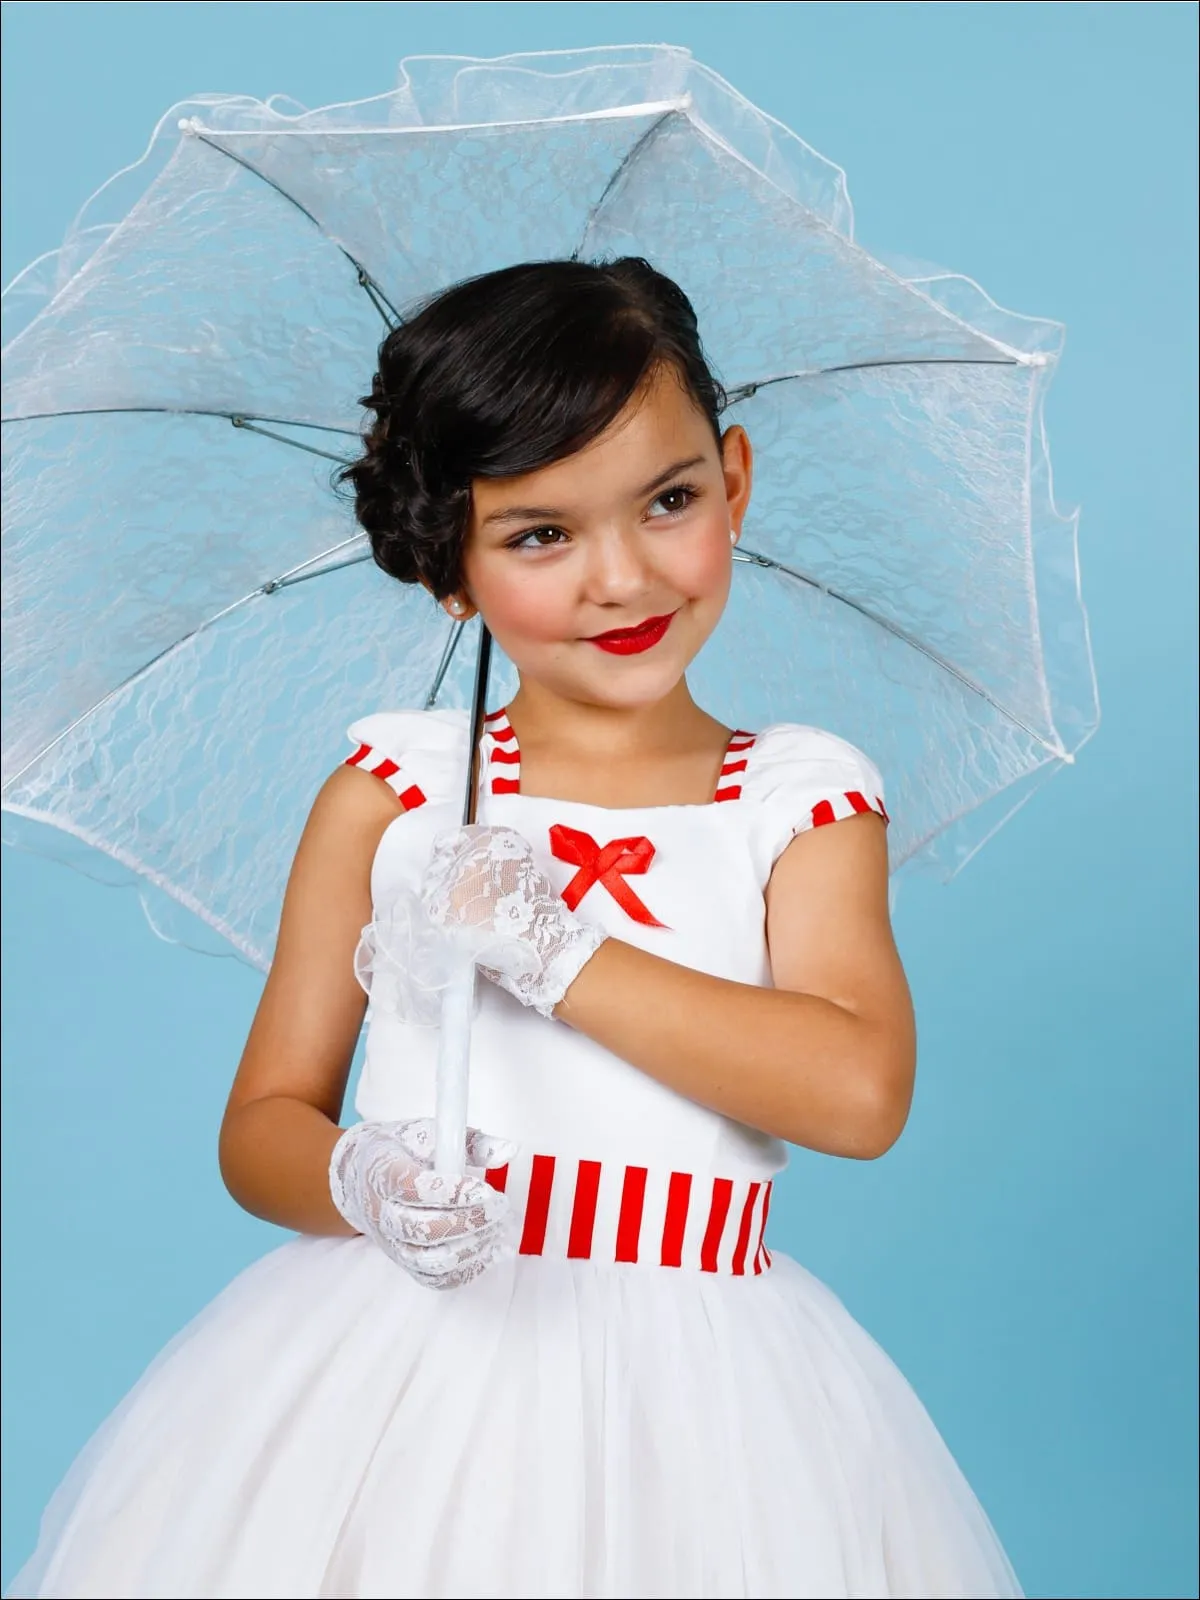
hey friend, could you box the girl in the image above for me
[11,257,1022,1598]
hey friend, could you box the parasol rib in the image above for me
[731,549,1063,755]
[184,126,402,329]
[572,107,682,260]
[0,405,359,436]
[724,354,1023,401]
[229,415,353,465]
[424,620,468,710]
[1,529,372,795]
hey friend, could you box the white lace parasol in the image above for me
[1,43,1098,972]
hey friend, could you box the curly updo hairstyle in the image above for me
[339,257,728,600]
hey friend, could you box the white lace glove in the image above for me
[420,824,608,1019]
[329,1117,519,1290]
[354,884,463,1026]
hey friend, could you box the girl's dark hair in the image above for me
[338,257,727,599]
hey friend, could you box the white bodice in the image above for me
[347,708,887,1183]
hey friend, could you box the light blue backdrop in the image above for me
[1,4,1196,1596]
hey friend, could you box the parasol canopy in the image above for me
[1,43,1098,971]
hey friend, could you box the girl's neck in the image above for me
[502,677,733,809]
[506,676,719,759]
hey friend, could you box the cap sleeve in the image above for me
[742,723,889,865]
[343,708,468,811]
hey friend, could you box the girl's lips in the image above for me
[585,611,677,656]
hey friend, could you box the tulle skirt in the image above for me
[8,1236,1022,1599]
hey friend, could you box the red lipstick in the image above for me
[585,611,677,656]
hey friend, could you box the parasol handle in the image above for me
[432,621,492,1177]
[433,961,475,1176]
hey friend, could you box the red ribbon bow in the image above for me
[548,823,668,929]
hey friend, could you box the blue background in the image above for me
[1,4,1196,1596]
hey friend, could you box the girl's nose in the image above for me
[583,528,654,607]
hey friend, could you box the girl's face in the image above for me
[455,364,753,712]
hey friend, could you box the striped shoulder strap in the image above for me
[344,740,427,811]
[713,731,757,802]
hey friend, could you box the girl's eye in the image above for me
[508,527,569,550]
[650,483,699,517]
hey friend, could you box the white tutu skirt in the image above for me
[10,1237,1022,1599]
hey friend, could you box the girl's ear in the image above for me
[720,424,753,537]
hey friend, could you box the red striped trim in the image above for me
[660,1171,692,1268]
[490,1154,773,1274]
[614,1166,648,1263]
[518,1155,555,1254]
[730,1181,762,1276]
[810,791,889,829]
[753,1181,772,1274]
[345,743,427,810]
[700,1178,734,1272]
[485,706,522,796]
[566,1160,601,1258]
[876,797,890,824]
[713,731,756,803]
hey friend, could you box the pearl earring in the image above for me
[729,529,738,545]
[448,599,464,616]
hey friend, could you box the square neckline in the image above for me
[481,708,757,813]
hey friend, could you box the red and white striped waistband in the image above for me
[483,1152,775,1276]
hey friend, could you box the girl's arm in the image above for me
[218,767,401,1233]
[555,811,915,1159]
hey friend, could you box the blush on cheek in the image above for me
[469,568,576,645]
[665,519,735,602]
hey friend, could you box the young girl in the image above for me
[10,258,1022,1598]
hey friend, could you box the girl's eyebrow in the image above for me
[480,455,707,528]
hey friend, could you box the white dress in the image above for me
[9,708,1023,1600]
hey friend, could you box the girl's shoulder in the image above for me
[740,722,889,841]
[343,707,468,810]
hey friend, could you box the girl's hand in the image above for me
[328,1117,518,1290]
[420,824,608,1019]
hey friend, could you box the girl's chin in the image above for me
[540,661,693,711]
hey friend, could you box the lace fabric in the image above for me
[1,45,1098,969]
[422,825,609,1019]
[328,1117,520,1290]
[352,884,469,1027]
